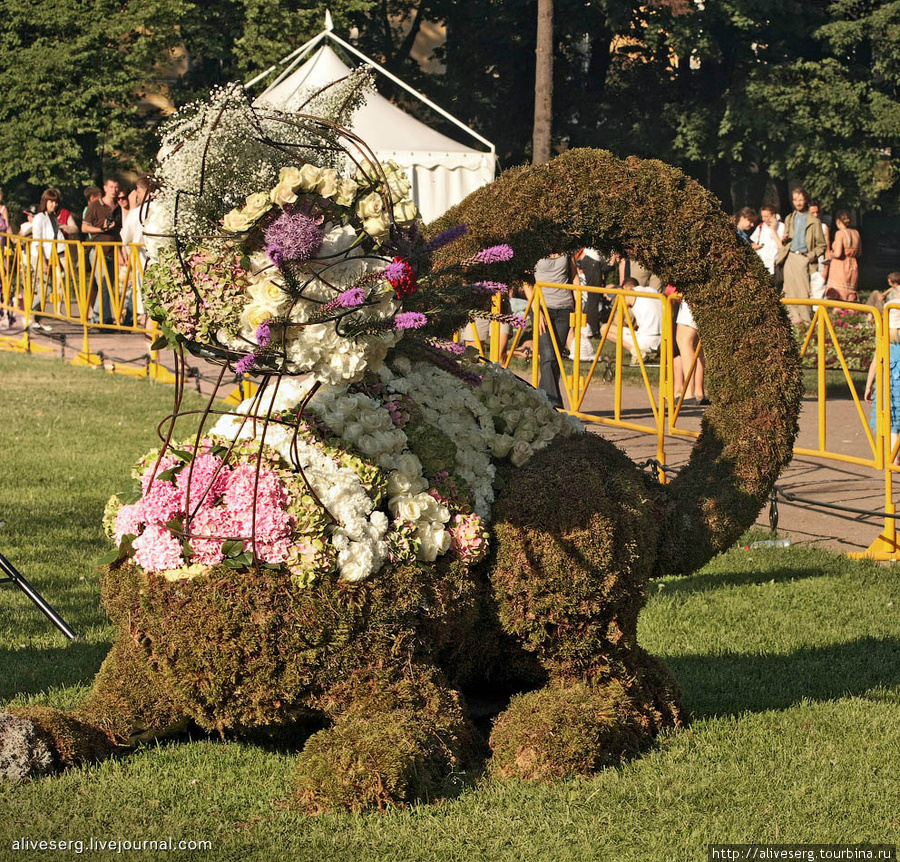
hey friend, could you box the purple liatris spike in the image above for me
[335,287,366,308]
[393,311,428,330]
[264,210,325,266]
[235,353,255,375]
[255,322,271,347]
[424,223,468,253]
[471,280,509,294]
[431,339,466,356]
[469,244,514,265]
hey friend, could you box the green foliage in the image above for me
[0,0,188,192]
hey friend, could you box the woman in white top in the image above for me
[749,206,785,275]
[29,189,63,329]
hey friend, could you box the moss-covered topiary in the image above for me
[0,149,800,808]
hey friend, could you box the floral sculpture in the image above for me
[0,84,802,812]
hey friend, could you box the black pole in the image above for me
[0,552,77,640]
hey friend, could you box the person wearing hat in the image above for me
[19,204,36,237]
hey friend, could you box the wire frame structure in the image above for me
[138,81,413,569]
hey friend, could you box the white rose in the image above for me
[393,452,423,478]
[241,302,275,331]
[355,158,379,185]
[279,166,304,189]
[316,169,339,199]
[392,199,418,227]
[363,213,391,241]
[356,191,384,221]
[390,495,423,523]
[387,472,414,496]
[510,440,534,467]
[222,208,251,233]
[270,182,298,206]
[491,434,515,459]
[356,434,380,457]
[298,163,322,191]
[242,192,272,222]
[334,178,359,207]
[248,279,291,313]
[387,175,412,201]
[415,523,451,562]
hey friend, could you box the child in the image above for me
[865,272,900,463]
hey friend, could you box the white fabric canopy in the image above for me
[256,44,496,224]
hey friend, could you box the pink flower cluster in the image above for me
[448,512,489,564]
[115,447,296,574]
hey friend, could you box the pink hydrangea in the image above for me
[141,455,179,494]
[185,505,235,566]
[114,503,143,545]
[176,453,232,507]
[139,479,183,526]
[133,524,184,573]
[449,512,489,564]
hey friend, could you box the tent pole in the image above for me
[323,31,495,155]
[247,30,327,91]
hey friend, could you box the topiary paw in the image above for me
[489,681,654,782]
[0,712,55,781]
[293,709,471,813]
[0,707,116,781]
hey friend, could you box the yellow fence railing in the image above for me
[473,283,900,560]
[3,237,898,559]
[0,232,175,381]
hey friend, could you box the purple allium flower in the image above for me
[424,223,468,253]
[470,244,514,265]
[393,311,428,330]
[265,210,325,267]
[256,322,271,347]
[472,280,509,294]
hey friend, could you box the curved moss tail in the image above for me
[428,148,803,577]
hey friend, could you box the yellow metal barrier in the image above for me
[0,232,177,383]
[4,238,899,557]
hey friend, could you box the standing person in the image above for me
[749,206,785,275]
[865,271,900,464]
[778,187,826,325]
[50,189,78,240]
[808,201,830,272]
[673,296,707,405]
[525,253,576,409]
[30,189,63,330]
[0,189,9,248]
[82,178,122,324]
[824,211,861,302]
[120,176,152,327]
[735,207,759,246]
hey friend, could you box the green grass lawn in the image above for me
[1,351,899,861]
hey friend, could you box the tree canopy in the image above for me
[0,0,897,215]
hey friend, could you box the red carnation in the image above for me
[384,257,418,299]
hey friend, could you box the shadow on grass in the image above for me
[669,636,900,719]
[0,640,110,702]
[655,565,831,596]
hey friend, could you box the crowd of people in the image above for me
[463,187,873,415]
[0,177,151,331]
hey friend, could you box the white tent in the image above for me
[250,26,497,224]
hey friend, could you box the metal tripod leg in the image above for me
[0,552,77,640]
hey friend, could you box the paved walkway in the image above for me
[4,319,894,557]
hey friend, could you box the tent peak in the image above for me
[324,10,334,32]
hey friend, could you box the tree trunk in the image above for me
[532,0,553,165]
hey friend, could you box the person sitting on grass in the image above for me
[600,276,662,365]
